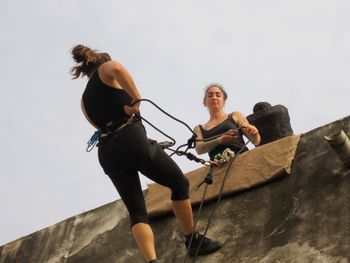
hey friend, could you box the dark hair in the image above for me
[203,83,228,105]
[70,44,111,79]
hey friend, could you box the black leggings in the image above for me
[98,122,189,227]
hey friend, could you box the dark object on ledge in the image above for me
[247,102,294,146]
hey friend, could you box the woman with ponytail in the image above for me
[70,45,221,262]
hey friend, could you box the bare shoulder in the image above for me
[99,61,124,82]
[96,61,120,87]
[232,111,247,126]
[100,60,119,73]
[194,125,202,133]
[193,125,204,138]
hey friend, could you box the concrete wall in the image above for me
[1,116,350,263]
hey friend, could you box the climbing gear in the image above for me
[86,130,102,152]
[221,148,235,162]
[85,114,140,152]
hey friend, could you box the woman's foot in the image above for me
[185,231,222,256]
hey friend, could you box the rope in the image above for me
[166,148,211,166]
[131,99,197,137]
[130,99,214,165]
[183,166,214,263]
[190,140,250,262]
[135,113,176,147]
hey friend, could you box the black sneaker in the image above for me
[185,232,222,256]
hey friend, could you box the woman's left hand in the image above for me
[242,124,259,137]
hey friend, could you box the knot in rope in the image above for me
[187,135,197,149]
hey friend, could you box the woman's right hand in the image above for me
[124,102,140,116]
[219,129,237,144]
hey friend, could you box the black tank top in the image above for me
[199,114,248,160]
[82,68,132,129]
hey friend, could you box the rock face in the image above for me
[247,102,294,146]
[1,116,350,263]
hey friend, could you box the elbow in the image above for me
[195,146,206,155]
[252,135,261,146]
[112,61,124,75]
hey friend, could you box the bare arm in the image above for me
[232,111,261,146]
[194,126,221,155]
[194,125,238,155]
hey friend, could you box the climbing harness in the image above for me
[85,114,140,152]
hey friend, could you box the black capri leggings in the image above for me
[98,122,189,227]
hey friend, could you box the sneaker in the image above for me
[185,232,222,256]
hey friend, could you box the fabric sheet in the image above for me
[146,135,300,217]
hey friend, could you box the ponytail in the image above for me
[70,44,111,79]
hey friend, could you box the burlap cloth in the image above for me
[146,134,300,217]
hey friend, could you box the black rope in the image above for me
[130,98,248,163]
[129,99,215,165]
[190,140,250,262]
[131,99,197,137]
[183,166,214,263]
[135,113,176,147]
[166,148,210,166]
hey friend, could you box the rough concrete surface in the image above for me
[1,116,349,263]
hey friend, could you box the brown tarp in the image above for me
[146,134,300,217]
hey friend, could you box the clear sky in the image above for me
[1,0,349,246]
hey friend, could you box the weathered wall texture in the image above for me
[1,116,350,263]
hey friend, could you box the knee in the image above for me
[171,176,190,201]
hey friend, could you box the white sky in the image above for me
[0,0,349,246]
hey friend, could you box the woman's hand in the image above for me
[219,129,238,144]
[242,124,259,137]
[124,102,140,116]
